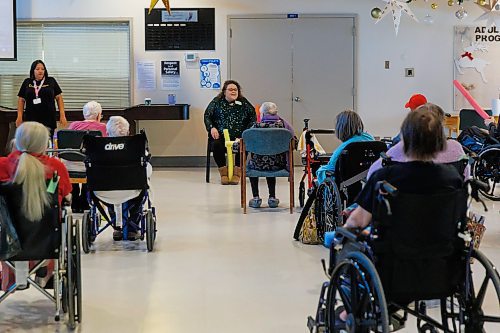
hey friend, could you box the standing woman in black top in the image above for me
[204,80,256,185]
[16,60,67,138]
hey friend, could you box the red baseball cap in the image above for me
[405,94,428,110]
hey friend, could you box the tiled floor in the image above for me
[0,168,498,332]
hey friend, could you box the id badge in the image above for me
[33,98,41,104]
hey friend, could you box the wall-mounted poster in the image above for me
[161,60,180,90]
[136,61,156,90]
[453,26,500,111]
[200,59,221,89]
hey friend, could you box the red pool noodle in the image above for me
[453,80,489,120]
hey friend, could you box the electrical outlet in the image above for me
[405,68,414,77]
[385,61,390,69]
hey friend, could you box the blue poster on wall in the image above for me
[200,59,221,89]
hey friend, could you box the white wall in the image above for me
[17,0,490,156]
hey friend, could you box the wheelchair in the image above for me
[80,131,157,252]
[458,126,500,201]
[471,144,500,201]
[308,179,500,333]
[0,181,82,329]
[294,141,387,243]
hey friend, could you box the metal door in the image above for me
[229,15,356,154]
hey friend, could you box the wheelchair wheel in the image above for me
[146,209,156,252]
[81,212,91,254]
[299,181,305,208]
[66,216,76,329]
[459,249,500,332]
[472,145,500,201]
[326,251,390,333]
[315,179,342,242]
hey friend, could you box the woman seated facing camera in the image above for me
[316,110,374,185]
[0,122,72,291]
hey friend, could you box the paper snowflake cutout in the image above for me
[376,0,419,35]
[475,0,500,28]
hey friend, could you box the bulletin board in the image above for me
[453,26,500,111]
[145,8,215,51]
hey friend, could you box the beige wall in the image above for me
[17,0,493,157]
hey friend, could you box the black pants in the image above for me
[250,177,276,198]
[211,137,240,168]
[71,183,89,212]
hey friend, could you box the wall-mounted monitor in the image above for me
[0,0,16,60]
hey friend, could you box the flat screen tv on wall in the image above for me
[0,0,16,60]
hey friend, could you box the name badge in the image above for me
[33,98,41,104]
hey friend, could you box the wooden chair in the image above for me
[240,128,294,214]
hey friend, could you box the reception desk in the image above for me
[0,104,189,155]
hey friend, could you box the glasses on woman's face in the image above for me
[226,88,238,92]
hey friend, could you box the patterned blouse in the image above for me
[204,96,256,139]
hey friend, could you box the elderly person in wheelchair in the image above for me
[0,122,72,290]
[0,122,80,327]
[308,109,499,332]
[368,103,470,180]
[94,116,152,241]
[80,116,156,251]
[316,110,374,186]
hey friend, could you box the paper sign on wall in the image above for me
[136,61,156,90]
[161,60,181,90]
[200,59,221,89]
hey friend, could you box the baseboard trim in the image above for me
[151,156,215,167]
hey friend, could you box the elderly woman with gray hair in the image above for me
[68,101,107,136]
[247,102,295,208]
[66,101,107,212]
[316,110,374,185]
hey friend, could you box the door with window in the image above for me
[229,15,356,154]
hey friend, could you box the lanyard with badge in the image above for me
[33,78,45,105]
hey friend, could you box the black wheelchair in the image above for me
[80,131,157,252]
[0,181,82,329]
[307,180,499,333]
[294,141,387,243]
[458,126,500,201]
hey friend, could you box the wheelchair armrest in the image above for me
[335,227,361,243]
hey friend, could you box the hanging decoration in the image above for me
[376,0,419,35]
[148,0,171,15]
[474,0,500,27]
[373,0,500,34]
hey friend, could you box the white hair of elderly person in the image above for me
[106,116,130,137]
[260,102,278,116]
[83,101,102,120]
[94,116,153,206]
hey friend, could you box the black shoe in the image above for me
[127,231,139,241]
[113,229,123,241]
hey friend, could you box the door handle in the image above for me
[294,97,301,102]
